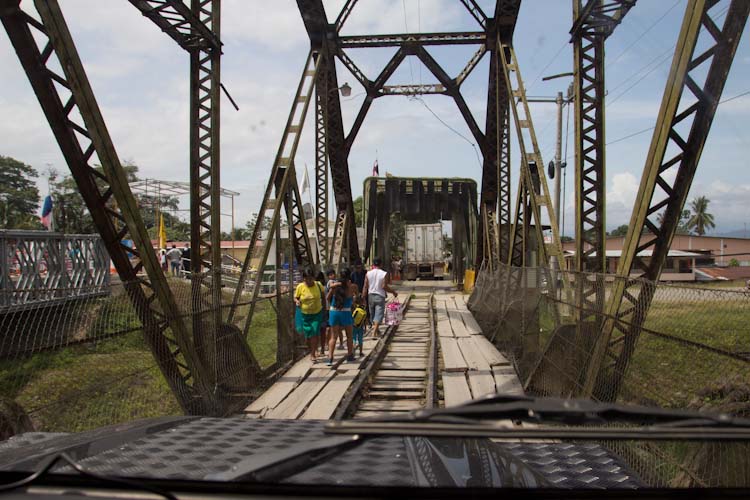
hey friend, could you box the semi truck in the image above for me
[404,223,446,280]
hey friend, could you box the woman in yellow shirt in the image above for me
[294,268,325,362]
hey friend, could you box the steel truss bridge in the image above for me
[2,0,747,413]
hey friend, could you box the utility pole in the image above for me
[528,76,572,231]
[554,91,564,229]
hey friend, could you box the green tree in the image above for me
[0,156,42,229]
[609,224,629,237]
[51,162,190,238]
[687,196,715,236]
[655,209,691,234]
[245,214,274,237]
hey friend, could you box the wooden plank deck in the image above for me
[242,285,524,421]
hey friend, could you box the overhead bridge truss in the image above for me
[9,0,731,415]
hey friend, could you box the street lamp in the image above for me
[338,82,352,97]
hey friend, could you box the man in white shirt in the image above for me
[362,257,398,339]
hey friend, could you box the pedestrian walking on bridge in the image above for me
[294,268,325,362]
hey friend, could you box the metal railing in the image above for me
[0,230,110,312]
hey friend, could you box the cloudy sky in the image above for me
[2,1,749,236]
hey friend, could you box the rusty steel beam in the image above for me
[459,0,487,29]
[188,0,221,276]
[455,44,487,86]
[128,0,220,51]
[380,83,446,96]
[334,0,358,32]
[478,0,519,266]
[572,0,635,278]
[314,60,329,266]
[1,0,215,413]
[583,0,750,401]
[338,31,485,48]
[413,45,487,157]
[344,47,406,153]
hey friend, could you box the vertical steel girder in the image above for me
[189,0,221,276]
[323,49,360,265]
[572,0,634,276]
[500,43,567,273]
[498,105,512,263]
[228,51,318,336]
[479,47,500,267]
[582,0,750,401]
[572,29,606,275]
[314,63,329,266]
[478,0,519,267]
[1,0,214,413]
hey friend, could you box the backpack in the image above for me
[352,305,367,327]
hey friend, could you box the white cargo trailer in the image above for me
[404,223,445,280]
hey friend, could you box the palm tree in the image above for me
[687,196,715,236]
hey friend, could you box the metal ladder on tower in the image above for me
[498,42,569,289]
[228,50,318,335]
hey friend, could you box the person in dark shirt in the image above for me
[181,244,191,276]
[350,259,366,299]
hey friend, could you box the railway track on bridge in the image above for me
[335,292,439,419]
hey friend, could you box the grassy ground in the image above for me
[620,298,750,409]
[1,280,280,433]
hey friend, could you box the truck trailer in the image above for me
[404,223,446,280]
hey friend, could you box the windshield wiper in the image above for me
[325,396,750,441]
[205,434,364,483]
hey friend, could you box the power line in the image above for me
[412,96,483,169]
[607,0,681,68]
[526,41,569,94]
[563,88,750,160]
[605,4,730,106]
[402,0,415,84]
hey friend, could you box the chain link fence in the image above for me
[0,269,302,437]
[468,261,750,488]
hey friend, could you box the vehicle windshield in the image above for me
[1,0,749,495]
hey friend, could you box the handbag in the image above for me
[384,300,403,326]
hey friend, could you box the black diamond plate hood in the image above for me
[0,417,643,489]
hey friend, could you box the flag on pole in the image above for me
[301,166,310,194]
[158,213,167,249]
[40,195,53,230]
[372,159,379,177]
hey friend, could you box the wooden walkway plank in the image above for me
[493,366,524,396]
[368,391,425,399]
[265,368,336,419]
[376,369,425,379]
[301,371,357,419]
[447,309,471,337]
[459,311,482,335]
[457,337,491,371]
[360,400,423,411]
[244,357,313,414]
[471,335,511,366]
[440,336,468,372]
[467,370,496,399]
[442,372,472,407]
